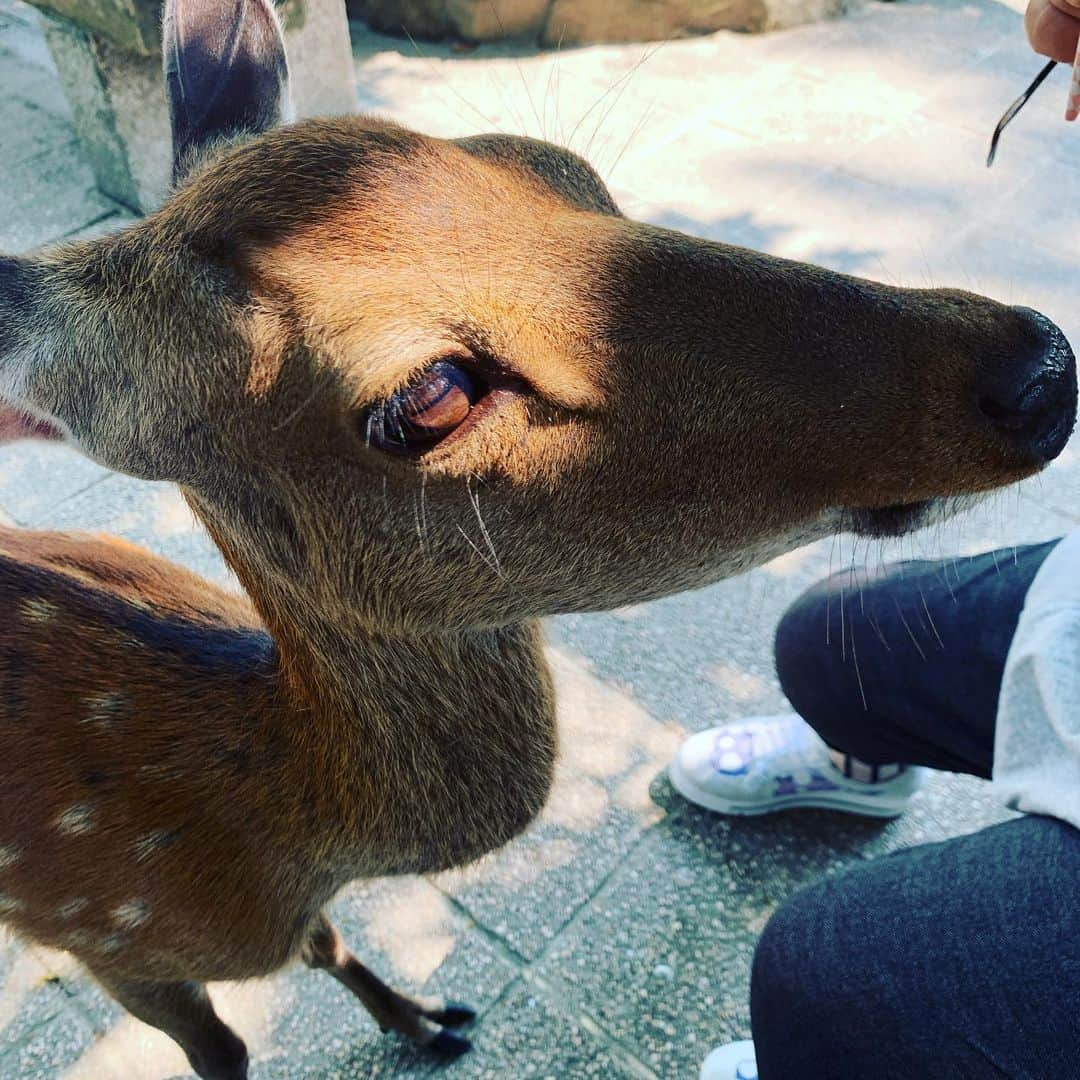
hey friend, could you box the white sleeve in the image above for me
[993,528,1080,831]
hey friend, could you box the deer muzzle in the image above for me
[976,307,1076,466]
[596,225,1077,533]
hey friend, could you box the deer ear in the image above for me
[164,0,289,180]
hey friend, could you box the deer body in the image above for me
[0,0,1076,1074]
[0,525,554,985]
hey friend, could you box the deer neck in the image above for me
[189,503,558,877]
[269,598,558,877]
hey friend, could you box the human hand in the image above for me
[1025,0,1080,64]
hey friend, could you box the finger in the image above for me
[1026,0,1080,63]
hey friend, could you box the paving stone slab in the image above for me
[350,21,740,165]
[255,977,643,1078]
[0,1,54,68]
[838,115,1041,222]
[0,141,118,251]
[991,167,1080,265]
[535,770,1014,1079]
[1024,461,1080,524]
[0,938,98,1079]
[447,979,647,1079]
[549,547,833,738]
[945,224,1080,347]
[0,43,70,123]
[0,1007,98,1079]
[434,644,686,961]
[32,472,237,590]
[0,443,110,525]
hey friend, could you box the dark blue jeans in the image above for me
[751,542,1080,1080]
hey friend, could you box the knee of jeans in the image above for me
[774,577,847,737]
[752,889,812,1005]
[750,883,843,1043]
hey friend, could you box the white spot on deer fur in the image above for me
[55,897,89,920]
[111,900,150,930]
[99,932,127,953]
[0,845,20,871]
[64,929,97,951]
[133,830,179,862]
[0,893,23,915]
[20,597,58,623]
[82,691,126,728]
[56,803,96,836]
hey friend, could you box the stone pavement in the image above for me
[1,0,1078,1076]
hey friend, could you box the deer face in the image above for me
[0,0,1074,633]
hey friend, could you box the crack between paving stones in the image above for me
[520,969,661,1080]
[57,209,127,241]
[435,812,685,1079]
[11,471,114,528]
[536,805,694,968]
[515,808,693,1080]
[437,889,531,968]
[3,138,83,189]
[434,822,651,973]
[0,998,82,1059]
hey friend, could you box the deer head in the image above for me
[0,0,1074,654]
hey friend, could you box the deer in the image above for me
[0,0,1075,1075]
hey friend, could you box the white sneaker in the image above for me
[700,1040,758,1080]
[669,713,925,818]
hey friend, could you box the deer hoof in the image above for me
[429,1001,476,1028]
[428,1029,472,1058]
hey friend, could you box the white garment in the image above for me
[994,527,1080,830]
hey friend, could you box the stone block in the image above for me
[284,0,358,121]
[27,0,305,55]
[545,0,764,45]
[32,0,357,213]
[41,13,169,211]
[350,0,446,38]
[445,0,547,41]
[350,0,848,44]
[30,0,158,55]
[0,138,117,251]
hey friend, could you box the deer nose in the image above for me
[978,308,1077,464]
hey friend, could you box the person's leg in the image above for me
[749,814,1080,1080]
[775,540,1060,776]
[672,540,1061,818]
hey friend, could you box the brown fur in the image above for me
[0,523,554,974]
[0,0,1074,1073]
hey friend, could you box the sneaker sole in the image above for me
[668,758,910,819]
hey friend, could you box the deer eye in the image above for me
[365,360,478,454]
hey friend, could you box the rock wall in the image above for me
[350,0,847,44]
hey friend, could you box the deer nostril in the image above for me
[980,378,1056,430]
[979,309,1077,465]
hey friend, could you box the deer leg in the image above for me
[301,914,475,1057]
[96,976,248,1080]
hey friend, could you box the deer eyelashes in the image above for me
[364,359,479,454]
